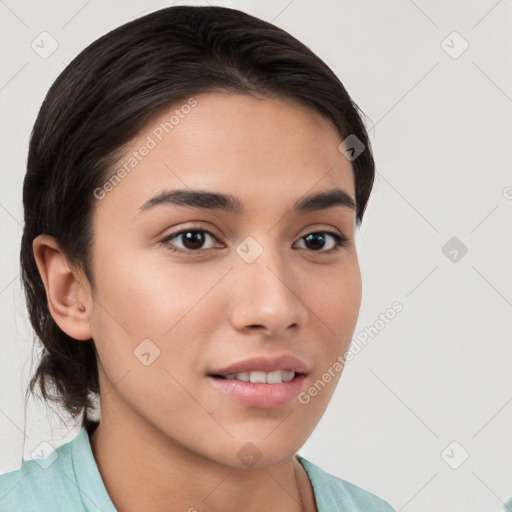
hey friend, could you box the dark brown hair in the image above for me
[20,5,376,422]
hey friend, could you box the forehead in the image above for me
[94,92,355,219]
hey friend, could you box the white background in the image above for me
[0,1,511,511]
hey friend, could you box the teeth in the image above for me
[249,371,267,383]
[224,370,296,384]
[267,370,293,383]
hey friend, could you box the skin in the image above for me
[33,92,362,512]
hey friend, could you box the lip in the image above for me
[208,374,308,409]
[208,354,309,376]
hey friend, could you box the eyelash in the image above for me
[160,227,348,255]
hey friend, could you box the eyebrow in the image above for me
[139,188,356,215]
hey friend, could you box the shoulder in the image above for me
[0,430,87,511]
[296,454,396,512]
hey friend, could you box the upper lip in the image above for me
[209,354,309,376]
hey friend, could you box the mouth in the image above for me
[207,371,308,409]
[207,354,310,408]
[209,370,302,384]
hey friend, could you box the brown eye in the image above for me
[295,231,347,253]
[162,229,220,253]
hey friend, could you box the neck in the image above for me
[88,413,317,512]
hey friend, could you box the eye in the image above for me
[294,231,348,253]
[161,228,221,253]
[161,227,348,255]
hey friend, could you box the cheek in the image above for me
[86,249,225,415]
[295,264,361,413]
[305,261,362,339]
[88,244,230,364]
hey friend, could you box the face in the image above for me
[86,92,362,467]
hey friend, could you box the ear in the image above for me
[32,234,93,341]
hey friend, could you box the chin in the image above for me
[205,435,301,471]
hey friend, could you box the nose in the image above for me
[228,240,308,337]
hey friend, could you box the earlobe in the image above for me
[32,234,93,341]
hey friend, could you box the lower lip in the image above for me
[208,374,307,409]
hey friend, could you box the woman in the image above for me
[0,6,395,511]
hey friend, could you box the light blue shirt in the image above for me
[0,425,396,511]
